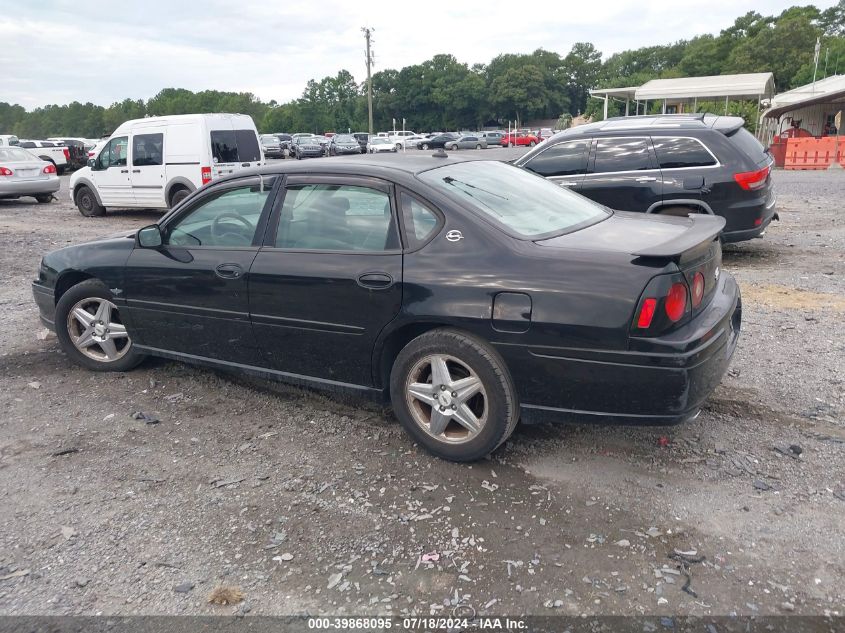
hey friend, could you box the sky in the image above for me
[2,0,838,110]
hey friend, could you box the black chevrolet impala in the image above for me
[32,155,741,461]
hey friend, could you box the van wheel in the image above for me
[76,186,105,217]
[390,329,519,462]
[658,206,693,217]
[169,187,190,208]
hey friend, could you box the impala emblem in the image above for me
[445,230,464,242]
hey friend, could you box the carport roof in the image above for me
[762,74,845,118]
[590,73,776,102]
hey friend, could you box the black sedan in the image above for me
[416,134,457,150]
[31,156,741,462]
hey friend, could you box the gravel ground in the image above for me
[0,157,843,618]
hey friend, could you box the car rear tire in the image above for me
[395,143,402,150]
[390,328,519,462]
[421,143,430,150]
[55,279,145,373]
[529,141,536,147]
[35,194,53,204]
[75,185,105,217]
[169,186,190,208]
[475,144,482,150]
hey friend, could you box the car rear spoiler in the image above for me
[710,115,745,136]
[632,214,725,259]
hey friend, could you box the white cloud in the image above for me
[2,0,837,109]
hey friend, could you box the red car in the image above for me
[501,132,540,147]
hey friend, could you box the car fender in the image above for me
[165,177,197,201]
[71,175,104,206]
[646,199,715,215]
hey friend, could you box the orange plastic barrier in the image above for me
[784,137,843,170]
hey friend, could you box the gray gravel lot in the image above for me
[0,153,843,618]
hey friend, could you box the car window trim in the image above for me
[261,174,402,254]
[396,186,446,253]
[156,175,280,249]
[520,138,594,177]
[650,135,721,171]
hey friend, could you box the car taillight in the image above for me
[63,147,70,160]
[0,167,12,176]
[734,165,770,191]
[636,298,657,329]
[201,166,212,185]
[43,164,56,174]
[664,282,687,322]
[691,272,705,307]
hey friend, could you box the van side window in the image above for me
[132,133,164,167]
[210,130,261,163]
[98,136,129,168]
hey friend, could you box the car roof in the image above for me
[554,113,744,138]
[210,153,487,186]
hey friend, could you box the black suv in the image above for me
[515,114,777,243]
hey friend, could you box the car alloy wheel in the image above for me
[422,143,430,150]
[66,297,131,362]
[405,353,488,444]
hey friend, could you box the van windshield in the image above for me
[210,129,261,163]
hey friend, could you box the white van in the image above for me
[69,113,263,216]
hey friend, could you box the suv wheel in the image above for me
[390,329,519,462]
[75,185,105,217]
[55,280,145,372]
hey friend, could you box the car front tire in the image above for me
[421,143,430,150]
[55,279,145,373]
[390,329,519,462]
[75,185,105,217]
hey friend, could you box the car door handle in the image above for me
[357,272,393,289]
[635,176,657,182]
[120,169,129,173]
[215,263,244,279]
[132,169,141,173]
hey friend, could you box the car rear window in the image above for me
[652,137,717,169]
[210,129,261,163]
[0,147,37,161]
[419,160,609,238]
[726,127,769,166]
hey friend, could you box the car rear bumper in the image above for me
[0,176,61,197]
[32,281,56,329]
[720,190,777,243]
[506,272,741,425]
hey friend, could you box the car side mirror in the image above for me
[137,224,163,248]
[87,158,96,168]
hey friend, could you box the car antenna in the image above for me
[432,148,448,158]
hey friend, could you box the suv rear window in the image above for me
[727,127,769,166]
[210,129,261,163]
[652,137,716,169]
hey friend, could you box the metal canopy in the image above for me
[762,75,845,118]
[633,73,775,101]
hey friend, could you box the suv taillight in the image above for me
[734,164,770,190]
[201,166,212,185]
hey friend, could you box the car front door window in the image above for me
[165,183,272,247]
[98,136,128,169]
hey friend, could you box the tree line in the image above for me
[2,3,843,139]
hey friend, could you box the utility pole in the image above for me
[362,27,374,135]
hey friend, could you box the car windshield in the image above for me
[335,135,355,143]
[419,161,610,238]
[0,147,37,161]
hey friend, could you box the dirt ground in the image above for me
[0,162,843,619]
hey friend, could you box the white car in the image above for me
[367,138,397,153]
[0,146,60,203]
[16,140,70,174]
[69,113,263,216]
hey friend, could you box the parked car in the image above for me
[329,134,363,156]
[352,133,369,153]
[0,135,20,147]
[87,139,108,160]
[69,113,263,217]
[273,133,293,153]
[292,136,324,159]
[397,135,427,149]
[31,155,740,462]
[312,136,330,155]
[445,135,488,150]
[46,138,89,170]
[501,132,539,147]
[17,140,70,174]
[260,134,284,159]
[415,134,456,150]
[0,146,60,203]
[514,113,777,243]
[368,137,397,153]
[479,131,504,146]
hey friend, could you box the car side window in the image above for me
[400,192,440,248]
[132,133,163,167]
[98,136,129,168]
[275,184,399,251]
[165,181,273,247]
[652,137,717,169]
[592,138,651,173]
[523,140,590,177]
